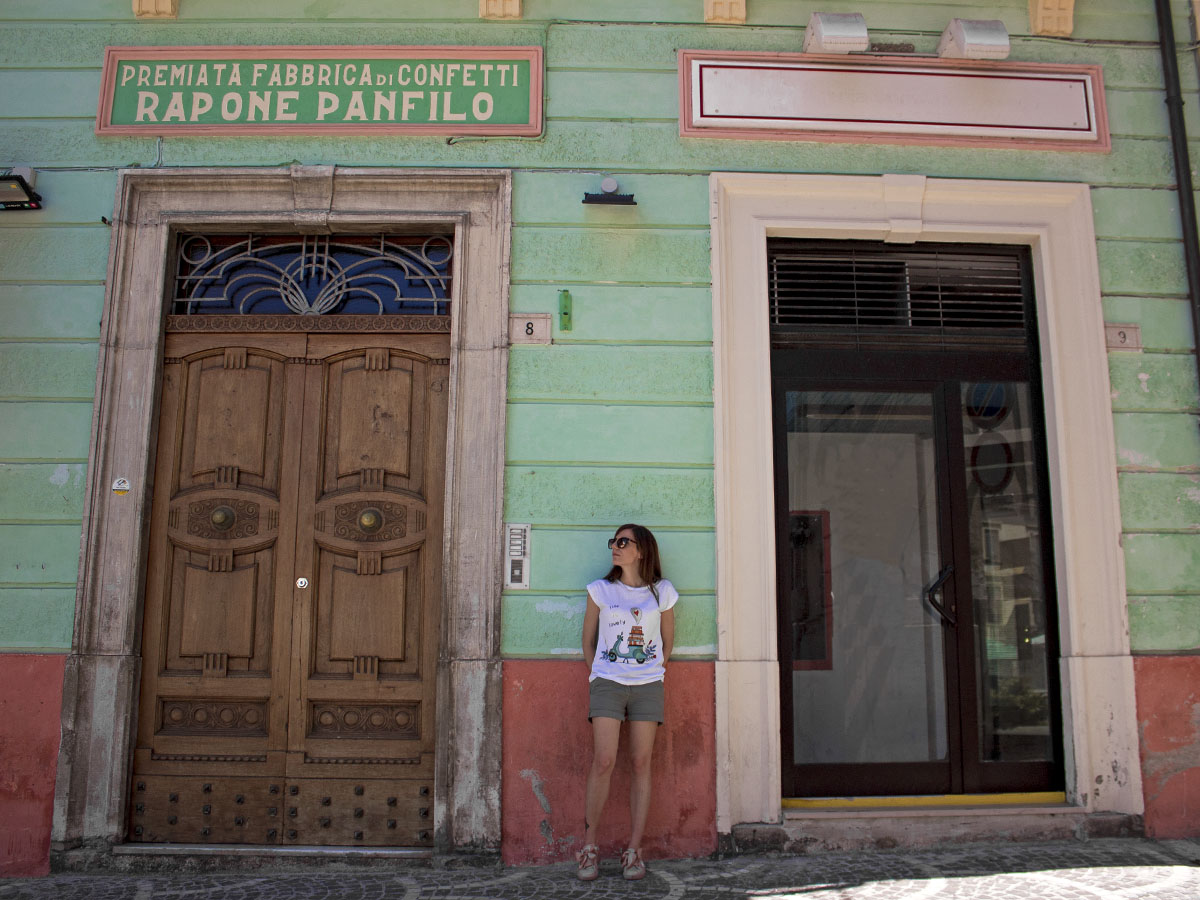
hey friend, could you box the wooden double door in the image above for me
[129,331,449,846]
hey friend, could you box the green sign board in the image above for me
[97,45,543,136]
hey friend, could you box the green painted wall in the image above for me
[2,0,1199,658]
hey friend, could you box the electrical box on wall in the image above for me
[505,523,531,589]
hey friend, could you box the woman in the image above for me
[576,523,678,881]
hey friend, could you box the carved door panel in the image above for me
[285,335,448,844]
[130,332,448,847]
[131,333,306,844]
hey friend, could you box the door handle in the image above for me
[923,564,956,627]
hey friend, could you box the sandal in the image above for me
[621,847,646,881]
[576,843,600,881]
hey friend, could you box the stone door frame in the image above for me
[52,166,511,855]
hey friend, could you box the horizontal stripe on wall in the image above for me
[1,120,1191,188]
[1091,188,1185,242]
[0,171,117,228]
[1113,412,1200,471]
[508,346,712,404]
[1124,532,1200,595]
[0,402,94,461]
[0,589,76,651]
[0,463,87,521]
[507,284,712,343]
[0,227,112,284]
[1103,297,1195,353]
[1119,471,1200,531]
[1128,595,1200,654]
[512,172,709,228]
[2,21,1183,95]
[511,226,710,285]
[506,403,713,465]
[0,523,84,585]
[0,343,99,401]
[1097,240,1190,297]
[505,466,713,527]
[1108,353,1200,413]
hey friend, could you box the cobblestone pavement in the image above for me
[4,839,1200,899]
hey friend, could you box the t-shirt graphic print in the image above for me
[587,578,678,686]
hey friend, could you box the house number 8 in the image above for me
[525,321,534,335]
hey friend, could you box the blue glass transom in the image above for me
[172,233,453,316]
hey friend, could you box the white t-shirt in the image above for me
[587,577,679,685]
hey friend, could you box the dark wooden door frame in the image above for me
[772,349,1064,797]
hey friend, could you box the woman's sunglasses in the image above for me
[607,537,637,550]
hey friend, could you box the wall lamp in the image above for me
[937,18,1011,60]
[803,12,870,54]
[583,176,636,205]
[2,168,41,210]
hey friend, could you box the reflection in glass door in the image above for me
[774,369,1062,797]
[961,382,1056,775]
[777,388,955,796]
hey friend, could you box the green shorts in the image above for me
[588,677,664,723]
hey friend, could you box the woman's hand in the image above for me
[660,607,675,666]
[582,593,600,673]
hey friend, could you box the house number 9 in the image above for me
[1105,323,1141,351]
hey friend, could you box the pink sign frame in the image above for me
[679,49,1109,153]
[97,44,544,137]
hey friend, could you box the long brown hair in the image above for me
[604,523,662,601]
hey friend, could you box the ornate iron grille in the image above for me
[171,233,453,318]
[768,241,1029,350]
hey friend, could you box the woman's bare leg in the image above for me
[627,720,658,849]
[584,717,622,846]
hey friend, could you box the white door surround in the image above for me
[710,172,1144,831]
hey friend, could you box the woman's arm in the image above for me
[660,607,675,665]
[582,593,600,672]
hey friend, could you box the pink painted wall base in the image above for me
[1134,656,1200,838]
[0,654,65,877]
[501,659,716,865]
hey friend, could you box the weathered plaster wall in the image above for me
[1134,657,1200,837]
[1,0,1200,867]
[501,660,716,864]
[501,170,716,666]
[0,655,65,877]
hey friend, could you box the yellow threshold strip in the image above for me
[784,792,1067,810]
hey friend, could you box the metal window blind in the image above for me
[768,241,1029,348]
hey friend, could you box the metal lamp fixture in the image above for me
[1,168,41,210]
[803,12,870,54]
[937,19,1011,60]
[583,176,636,205]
